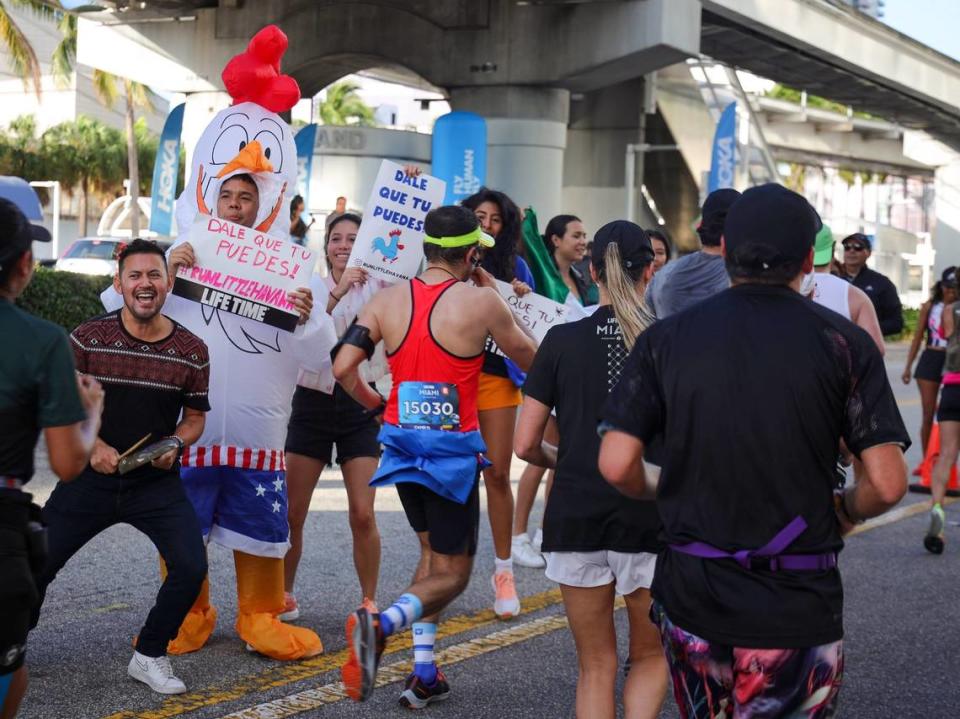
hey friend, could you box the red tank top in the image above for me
[384,278,483,432]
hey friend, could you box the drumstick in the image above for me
[119,433,152,460]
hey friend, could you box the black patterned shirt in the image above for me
[71,310,210,480]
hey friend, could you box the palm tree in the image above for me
[0,0,55,100]
[317,81,376,126]
[54,11,155,236]
[42,116,125,236]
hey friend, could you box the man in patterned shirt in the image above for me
[33,240,210,695]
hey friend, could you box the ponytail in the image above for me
[598,243,653,351]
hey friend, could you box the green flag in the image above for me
[521,207,569,303]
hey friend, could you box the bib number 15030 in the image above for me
[397,382,461,431]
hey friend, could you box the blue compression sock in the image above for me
[412,622,438,684]
[379,593,423,637]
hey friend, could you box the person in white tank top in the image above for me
[804,224,884,354]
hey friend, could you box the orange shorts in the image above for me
[477,372,522,411]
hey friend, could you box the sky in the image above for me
[881,0,960,60]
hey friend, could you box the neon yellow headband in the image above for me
[423,226,495,248]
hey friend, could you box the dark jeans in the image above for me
[35,472,207,657]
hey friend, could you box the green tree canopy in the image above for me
[317,81,376,126]
[41,115,126,235]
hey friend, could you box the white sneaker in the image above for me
[127,651,187,694]
[511,534,545,568]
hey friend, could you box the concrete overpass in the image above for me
[75,0,960,252]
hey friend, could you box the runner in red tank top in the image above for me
[333,205,537,706]
[382,277,483,432]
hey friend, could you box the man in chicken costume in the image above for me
[103,25,333,660]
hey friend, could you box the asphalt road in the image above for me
[18,344,960,719]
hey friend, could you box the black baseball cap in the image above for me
[842,233,872,251]
[591,220,654,270]
[941,266,957,287]
[700,188,741,227]
[0,197,50,269]
[723,184,821,267]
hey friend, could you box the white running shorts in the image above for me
[544,550,657,596]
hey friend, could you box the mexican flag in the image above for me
[521,207,593,320]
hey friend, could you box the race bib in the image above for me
[398,382,460,431]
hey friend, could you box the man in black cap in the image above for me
[645,188,739,318]
[0,198,103,718]
[599,183,910,717]
[841,232,903,336]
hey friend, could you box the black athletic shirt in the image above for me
[523,305,662,553]
[602,284,909,648]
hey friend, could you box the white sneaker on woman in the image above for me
[511,534,545,568]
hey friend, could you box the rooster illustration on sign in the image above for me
[373,228,405,263]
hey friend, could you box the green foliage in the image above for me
[0,114,44,178]
[317,81,376,126]
[0,0,55,99]
[41,114,126,194]
[767,84,877,120]
[16,268,112,331]
[890,307,920,344]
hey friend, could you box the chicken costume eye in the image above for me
[253,129,283,172]
[212,124,249,165]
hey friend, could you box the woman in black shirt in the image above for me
[515,221,666,719]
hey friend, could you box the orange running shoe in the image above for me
[341,598,384,702]
[492,570,520,619]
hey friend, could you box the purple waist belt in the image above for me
[669,516,837,572]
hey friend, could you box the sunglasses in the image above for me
[843,244,867,252]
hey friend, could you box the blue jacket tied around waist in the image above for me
[372,424,491,504]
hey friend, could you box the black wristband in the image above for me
[170,435,185,457]
[362,395,387,420]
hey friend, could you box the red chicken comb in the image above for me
[222,25,301,113]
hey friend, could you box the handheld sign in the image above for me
[494,280,571,344]
[172,217,315,332]
[485,280,576,358]
[347,160,446,283]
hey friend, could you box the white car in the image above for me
[54,238,171,276]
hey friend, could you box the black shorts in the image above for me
[0,492,39,676]
[284,384,381,465]
[396,474,480,556]
[938,384,960,423]
[915,349,946,382]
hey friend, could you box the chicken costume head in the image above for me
[175,24,300,238]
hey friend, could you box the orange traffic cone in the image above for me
[909,422,960,496]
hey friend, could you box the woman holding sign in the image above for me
[514,221,666,719]
[462,188,535,619]
[283,213,389,617]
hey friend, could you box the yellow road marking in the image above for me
[99,588,563,719]
[92,602,132,614]
[217,614,571,718]
[217,597,626,719]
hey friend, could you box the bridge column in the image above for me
[449,86,569,220]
